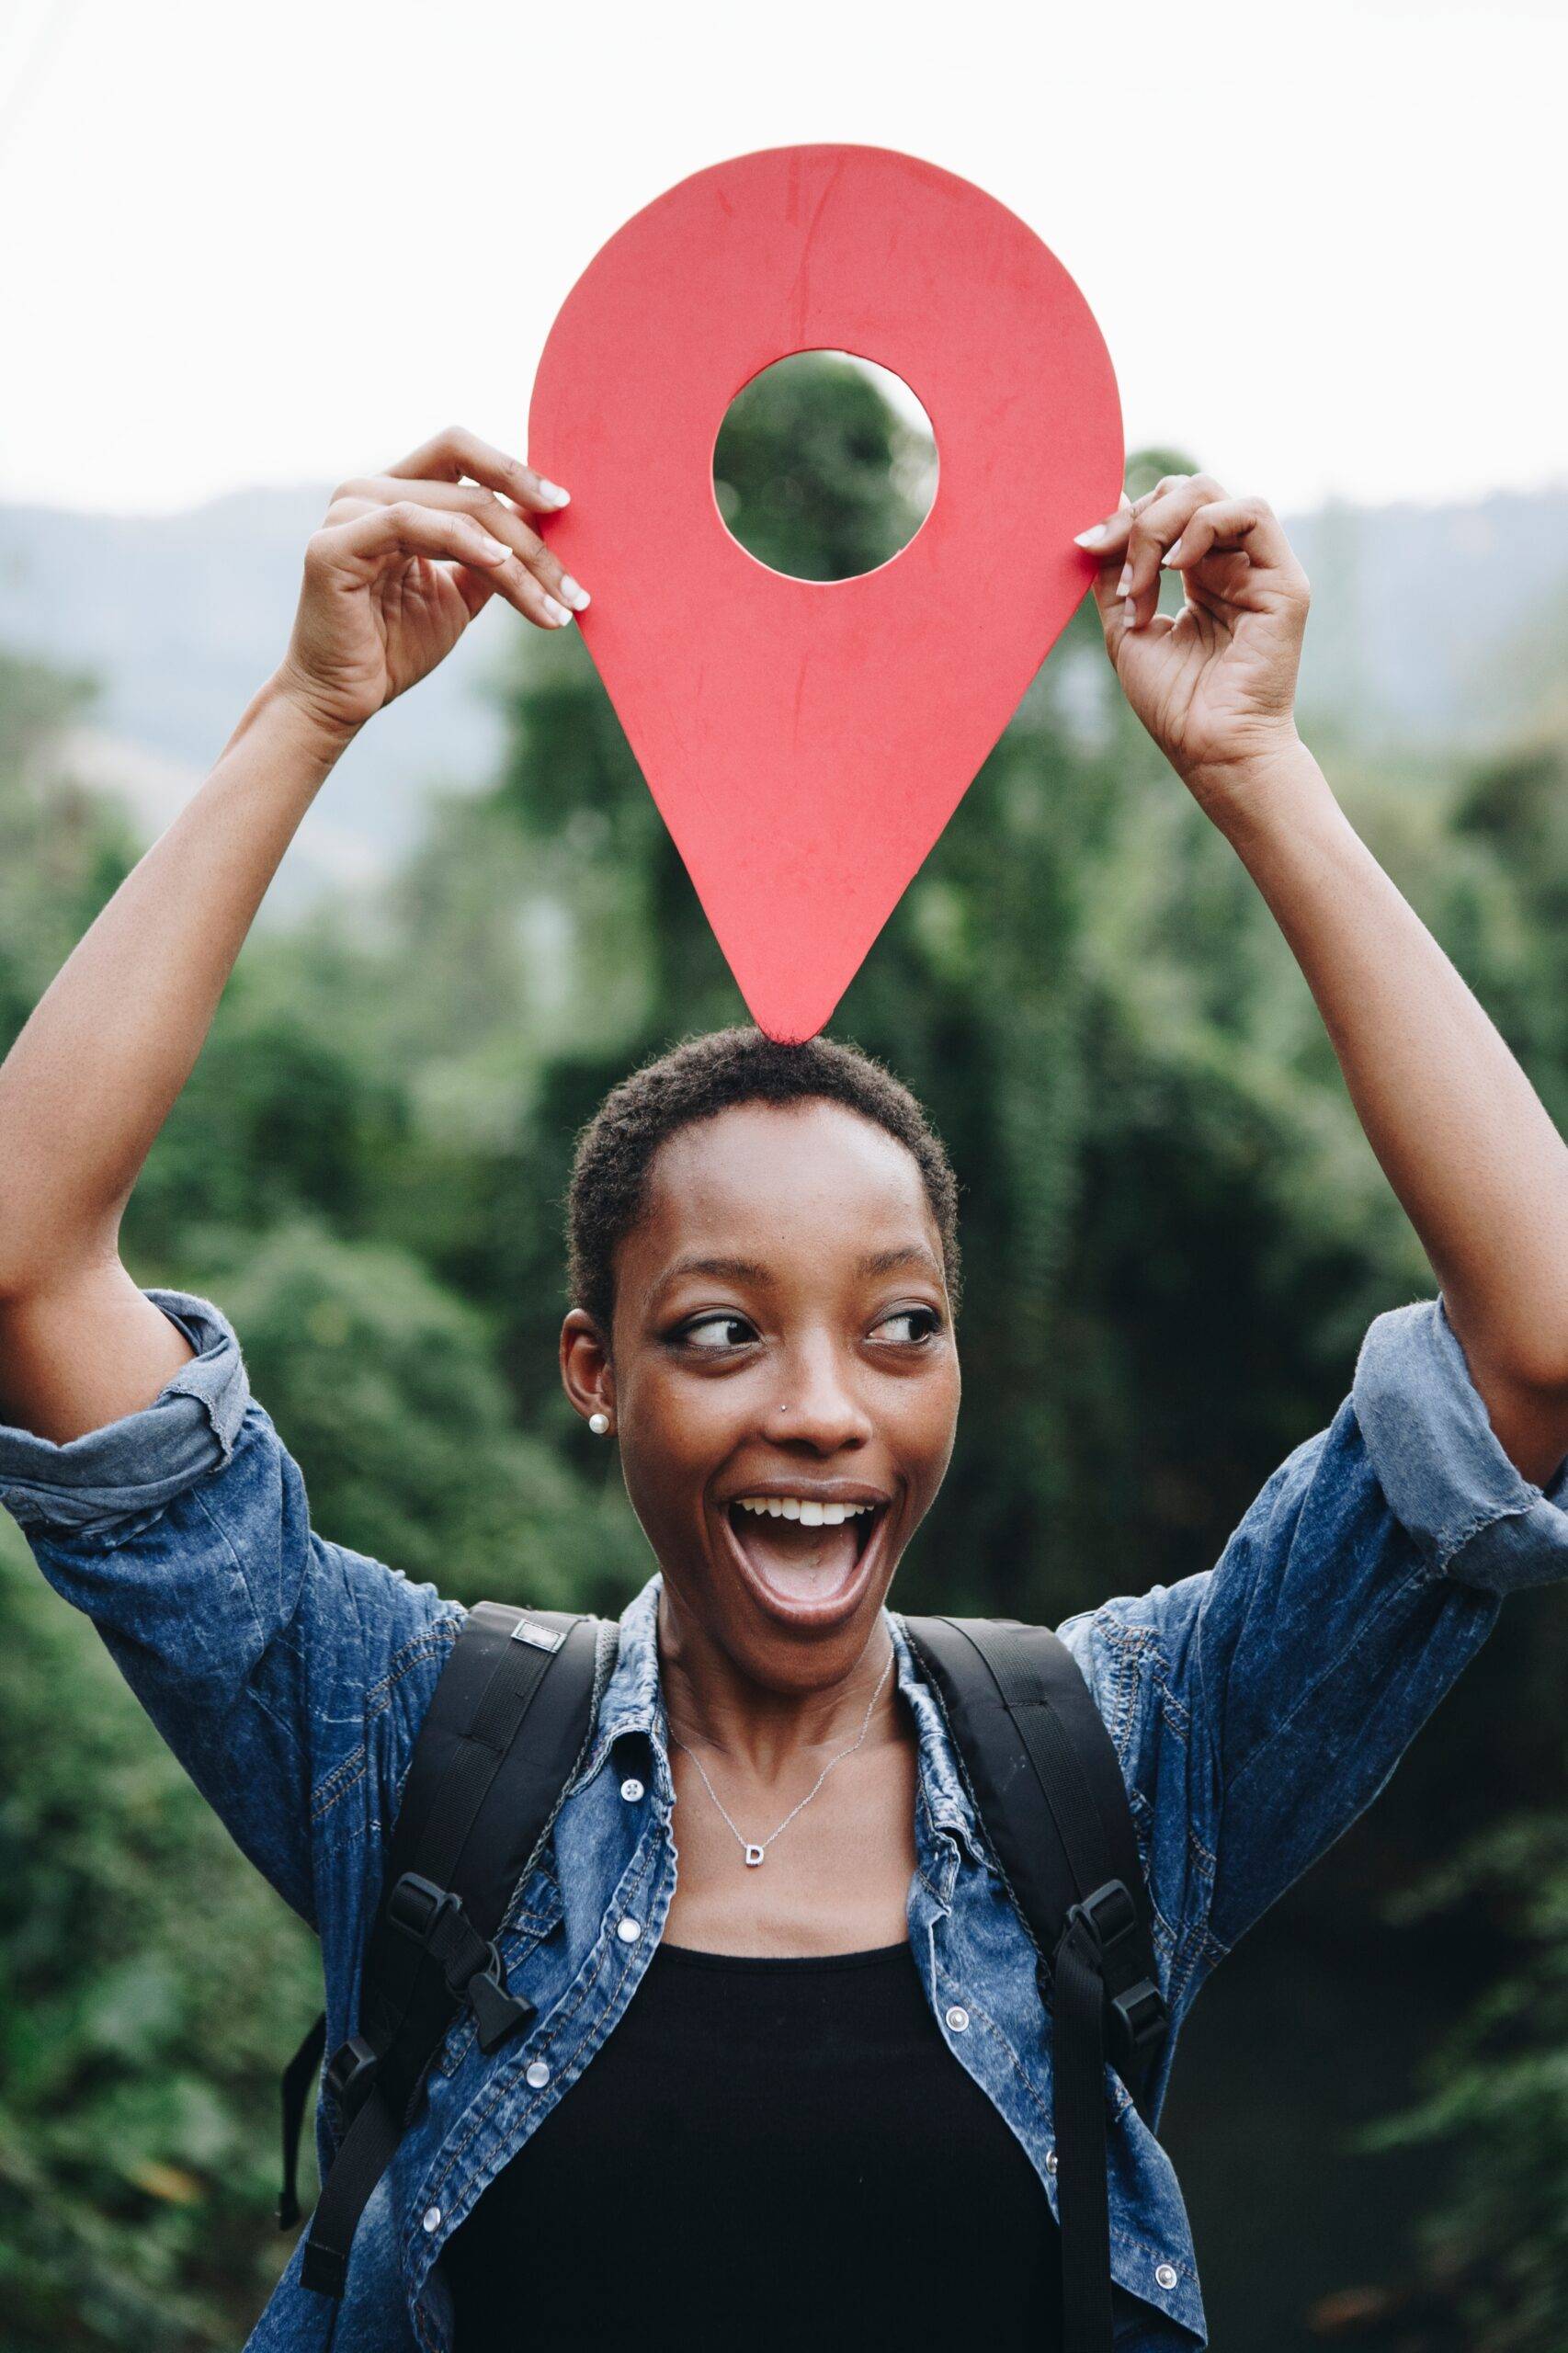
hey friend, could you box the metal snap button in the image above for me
[1044,2149,1058,2176]
[526,2059,551,2090]
[422,2206,441,2234]
[945,2004,971,2032]
[1154,2262,1179,2291]
[619,1777,645,1802]
[617,1915,642,1943]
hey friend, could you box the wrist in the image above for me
[260,665,365,772]
[1179,731,1336,846]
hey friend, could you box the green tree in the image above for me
[0,1517,316,2348]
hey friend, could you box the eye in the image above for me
[872,1305,943,1346]
[676,1312,759,1352]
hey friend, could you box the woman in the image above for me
[2,425,1567,2353]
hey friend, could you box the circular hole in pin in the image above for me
[712,350,937,584]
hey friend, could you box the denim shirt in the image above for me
[5,1289,1568,2350]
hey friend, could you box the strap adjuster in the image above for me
[1109,1976,1167,2065]
[387,1871,534,2054]
[1061,1879,1168,2076]
[322,2032,380,2127]
[389,1871,460,1945]
[1064,1878,1138,1957]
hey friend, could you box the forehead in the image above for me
[630,1099,940,1272]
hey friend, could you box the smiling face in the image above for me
[560,1097,960,1695]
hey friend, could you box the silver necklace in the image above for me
[669,1645,896,1867]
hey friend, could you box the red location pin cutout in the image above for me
[530,144,1121,1043]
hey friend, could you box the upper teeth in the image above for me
[733,1497,877,1526]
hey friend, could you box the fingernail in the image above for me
[538,480,571,507]
[1115,563,1133,597]
[543,597,573,626]
[557,574,591,611]
[1122,597,1137,630]
[480,535,510,563]
[1074,523,1109,550]
[1162,537,1186,568]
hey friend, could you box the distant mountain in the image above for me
[0,486,511,898]
[1287,485,1568,747]
[3,480,1565,894]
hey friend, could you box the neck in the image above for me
[656,1585,898,1780]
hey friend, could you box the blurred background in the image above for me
[4,1,1568,2346]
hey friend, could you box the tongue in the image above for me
[731,1510,860,1598]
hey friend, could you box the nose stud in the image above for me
[588,1411,611,1437]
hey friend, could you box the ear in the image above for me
[560,1307,616,1432]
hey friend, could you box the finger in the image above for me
[1079,494,1139,633]
[381,423,572,515]
[1162,495,1303,592]
[1085,494,1156,631]
[449,563,504,622]
[1114,473,1230,631]
[321,502,575,630]
[332,474,590,613]
[1072,487,1134,558]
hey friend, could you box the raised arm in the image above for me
[0,426,585,1441]
[1074,474,1568,1487]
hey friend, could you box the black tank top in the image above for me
[445,1937,1062,2350]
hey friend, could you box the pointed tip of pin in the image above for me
[755,1023,824,1047]
[733,942,866,1046]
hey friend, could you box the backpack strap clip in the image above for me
[1059,1879,1168,2076]
[322,2033,380,2129]
[389,1870,534,2053]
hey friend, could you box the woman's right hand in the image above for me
[273,424,591,747]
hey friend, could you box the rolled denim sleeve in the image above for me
[1065,1293,1568,2012]
[1352,1292,1568,1589]
[0,1290,460,1931]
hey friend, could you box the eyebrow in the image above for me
[649,1243,944,1303]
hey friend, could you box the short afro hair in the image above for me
[566,1025,961,1341]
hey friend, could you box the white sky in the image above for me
[3,0,1563,518]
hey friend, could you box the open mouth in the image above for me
[719,1491,891,1627]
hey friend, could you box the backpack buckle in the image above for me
[388,1872,535,2055]
[389,1871,460,1944]
[466,1967,533,2052]
[1065,1878,1138,1957]
[1109,1976,1168,2068]
[1062,1879,1168,2075]
[323,2032,380,2127]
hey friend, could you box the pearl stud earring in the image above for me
[588,1411,611,1436]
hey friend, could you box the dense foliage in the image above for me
[2,362,1566,2346]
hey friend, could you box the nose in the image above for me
[760,1334,873,1454]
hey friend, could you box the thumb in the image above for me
[1086,491,1137,629]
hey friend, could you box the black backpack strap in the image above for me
[278,1602,604,2299]
[902,1615,1168,2353]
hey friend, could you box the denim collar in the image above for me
[579,1570,985,1866]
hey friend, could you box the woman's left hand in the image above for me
[1074,473,1312,815]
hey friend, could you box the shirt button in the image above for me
[619,1777,645,1802]
[525,2059,551,2090]
[945,2004,970,2032]
[617,1915,642,1943]
[1044,2149,1058,2176]
[1154,2262,1179,2291]
[422,2206,441,2234]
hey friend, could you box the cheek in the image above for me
[614,1367,738,1518]
[634,1358,738,1440]
[898,1362,961,1494]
